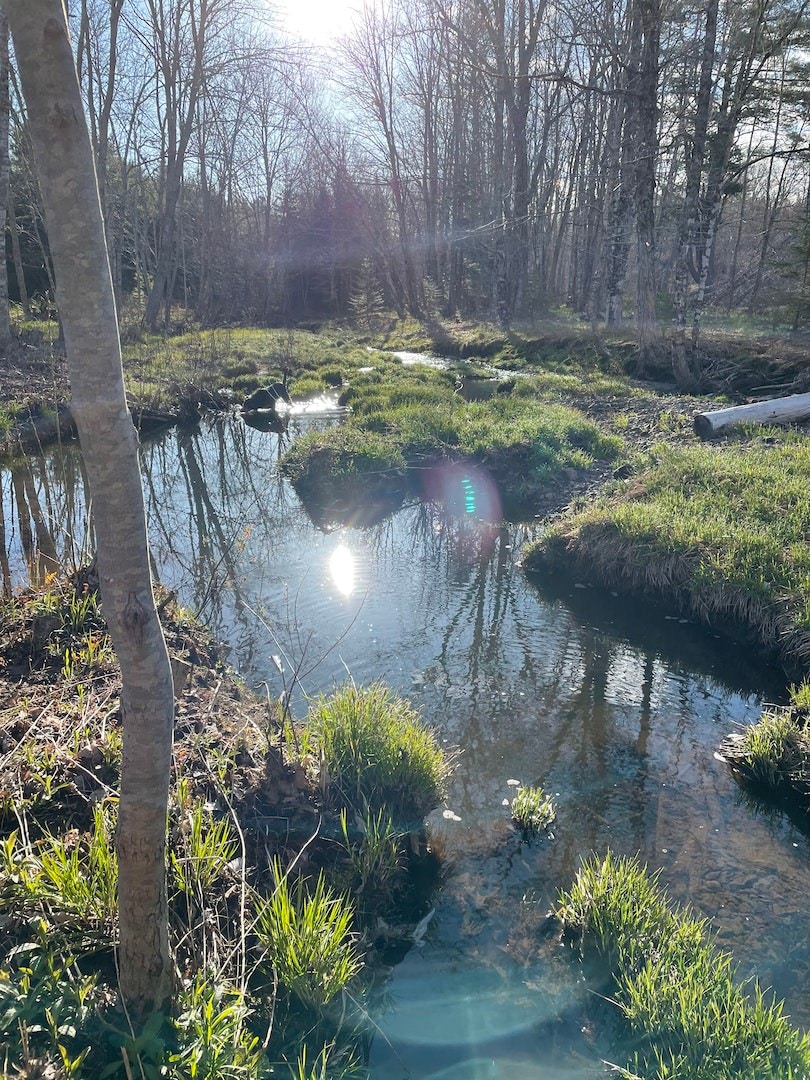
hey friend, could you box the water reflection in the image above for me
[2,415,810,1076]
[329,544,356,597]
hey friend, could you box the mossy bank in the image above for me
[525,432,810,672]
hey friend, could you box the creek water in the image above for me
[3,409,809,1077]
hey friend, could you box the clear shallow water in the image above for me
[3,413,810,1075]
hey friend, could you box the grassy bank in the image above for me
[525,433,810,667]
[558,852,810,1078]
[0,582,450,1077]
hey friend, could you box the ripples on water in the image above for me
[2,412,809,1077]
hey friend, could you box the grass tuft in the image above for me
[510,785,556,836]
[558,852,810,1079]
[255,860,362,1010]
[303,682,450,824]
[720,681,810,799]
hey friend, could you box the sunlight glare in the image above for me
[279,0,363,44]
[329,543,356,597]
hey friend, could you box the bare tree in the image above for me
[6,0,175,1016]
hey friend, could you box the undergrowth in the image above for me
[0,587,451,1078]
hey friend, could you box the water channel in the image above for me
[2,406,809,1077]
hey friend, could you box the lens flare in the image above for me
[421,461,501,523]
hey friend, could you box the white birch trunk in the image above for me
[6,0,174,1015]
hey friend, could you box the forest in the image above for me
[0,0,808,385]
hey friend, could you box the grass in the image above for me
[525,434,810,666]
[510,785,556,836]
[255,860,362,1010]
[720,682,810,799]
[302,682,451,825]
[282,361,623,507]
[558,851,810,1079]
[339,805,403,899]
[119,324,388,410]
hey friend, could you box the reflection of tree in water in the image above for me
[141,417,323,679]
[1,448,92,588]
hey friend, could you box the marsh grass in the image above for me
[304,682,450,824]
[510,785,556,836]
[120,326,383,408]
[256,860,362,1010]
[339,806,403,899]
[558,852,810,1079]
[283,363,622,503]
[527,436,810,665]
[720,682,810,799]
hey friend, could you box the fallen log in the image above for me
[694,392,810,439]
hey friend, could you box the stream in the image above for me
[2,408,809,1077]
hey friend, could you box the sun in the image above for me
[280,0,365,45]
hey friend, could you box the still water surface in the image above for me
[3,410,809,1076]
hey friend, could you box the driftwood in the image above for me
[694,392,810,439]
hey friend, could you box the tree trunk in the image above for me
[0,11,12,346]
[632,0,661,373]
[6,0,175,1017]
[671,0,718,390]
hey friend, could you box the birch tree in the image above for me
[6,0,175,1016]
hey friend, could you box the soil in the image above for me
[0,590,314,853]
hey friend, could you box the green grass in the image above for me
[339,805,403,899]
[526,435,810,664]
[256,861,362,1010]
[558,852,810,1079]
[120,325,386,408]
[303,682,450,824]
[720,682,810,797]
[282,362,622,505]
[510,785,556,836]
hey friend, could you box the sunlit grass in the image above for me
[120,325,385,406]
[282,362,623,503]
[527,436,810,663]
[510,785,556,836]
[721,682,810,797]
[255,861,362,1010]
[558,852,810,1079]
[303,682,450,824]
